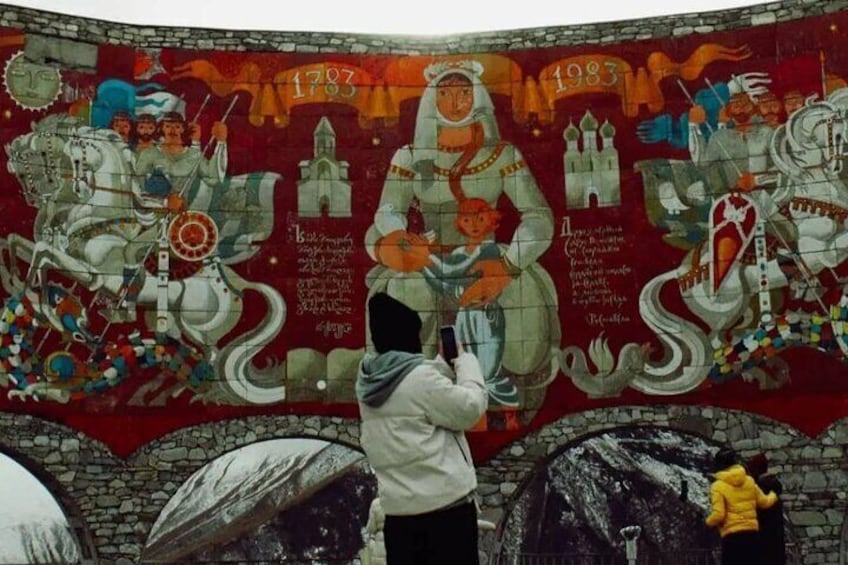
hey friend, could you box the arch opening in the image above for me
[0,449,92,564]
[491,425,800,563]
[141,437,376,563]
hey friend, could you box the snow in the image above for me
[0,454,81,563]
[144,438,368,561]
[497,427,719,557]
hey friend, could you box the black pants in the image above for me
[384,501,479,565]
[722,531,761,565]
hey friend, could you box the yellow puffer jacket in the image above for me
[705,464,778,537]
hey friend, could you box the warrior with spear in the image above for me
[678,74,848,358]
[114,95,235,324]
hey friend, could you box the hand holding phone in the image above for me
[440,325,459,364]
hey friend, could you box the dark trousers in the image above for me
[384,501,479,565]
[721,531,761,565]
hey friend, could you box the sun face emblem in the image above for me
[3,51,62,111]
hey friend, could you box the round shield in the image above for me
[168,211,218,262]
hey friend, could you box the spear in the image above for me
[821,50,828,99]
[177,93,239,198]
[33,282,78,356]
[191,94,211,124]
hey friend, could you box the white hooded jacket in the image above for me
[358,352,488,516]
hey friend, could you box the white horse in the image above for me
[681,92,848,331]
[4,117,289,405]
[1,114,84,290]
[64,127,136,235]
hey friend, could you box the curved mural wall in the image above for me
[1,2,847,452]
[0,0,845,562]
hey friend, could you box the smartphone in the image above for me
[440,325,459,364]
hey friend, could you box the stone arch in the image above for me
[0,446,96,562]
[475,405,809,559]
[1,407,841,562]
[486,424,724,560]
[477,405,808,512]
[120,415,363,560]
[0,414,108,563]
[516,422,723,485]
[135,427,370,562]
[127,414,362,474]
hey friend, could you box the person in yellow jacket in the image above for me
[706,447,778,565]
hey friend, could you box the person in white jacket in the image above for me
[357,292,488,564]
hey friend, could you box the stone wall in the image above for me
[2,407,846,563]
[0,0,844,53]
[0,413,361,563]
[476,406,848,564]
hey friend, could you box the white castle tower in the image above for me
[563,110,621,210]
[297,116,352,217]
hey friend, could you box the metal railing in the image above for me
[492,554,625,565]
[489,526,803,565]
[492,544,802,565]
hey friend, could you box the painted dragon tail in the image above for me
[560,270,711,397]
[631,269,711,394]
[211,278,287,405]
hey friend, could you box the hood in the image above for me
[756,473,783,496]
[714,464,748,487]
[356,351,424,408]
[368,292,422,354]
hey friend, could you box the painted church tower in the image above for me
[563,110,621,210]
[297,116,352,217]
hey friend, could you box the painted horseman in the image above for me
[564,81,848,397]
[686,89,798,311]
[3,114,79,264]
[2,95,287,405]
[119,109,229,322]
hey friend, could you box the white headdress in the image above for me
[411,59,500,170]
[423,60,485,84]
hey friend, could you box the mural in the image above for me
[0,14,846,456]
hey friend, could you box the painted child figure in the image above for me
[422,198,519,408]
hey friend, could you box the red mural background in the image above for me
[0,13,847,460]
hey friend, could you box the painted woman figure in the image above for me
[365,60,559,420]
